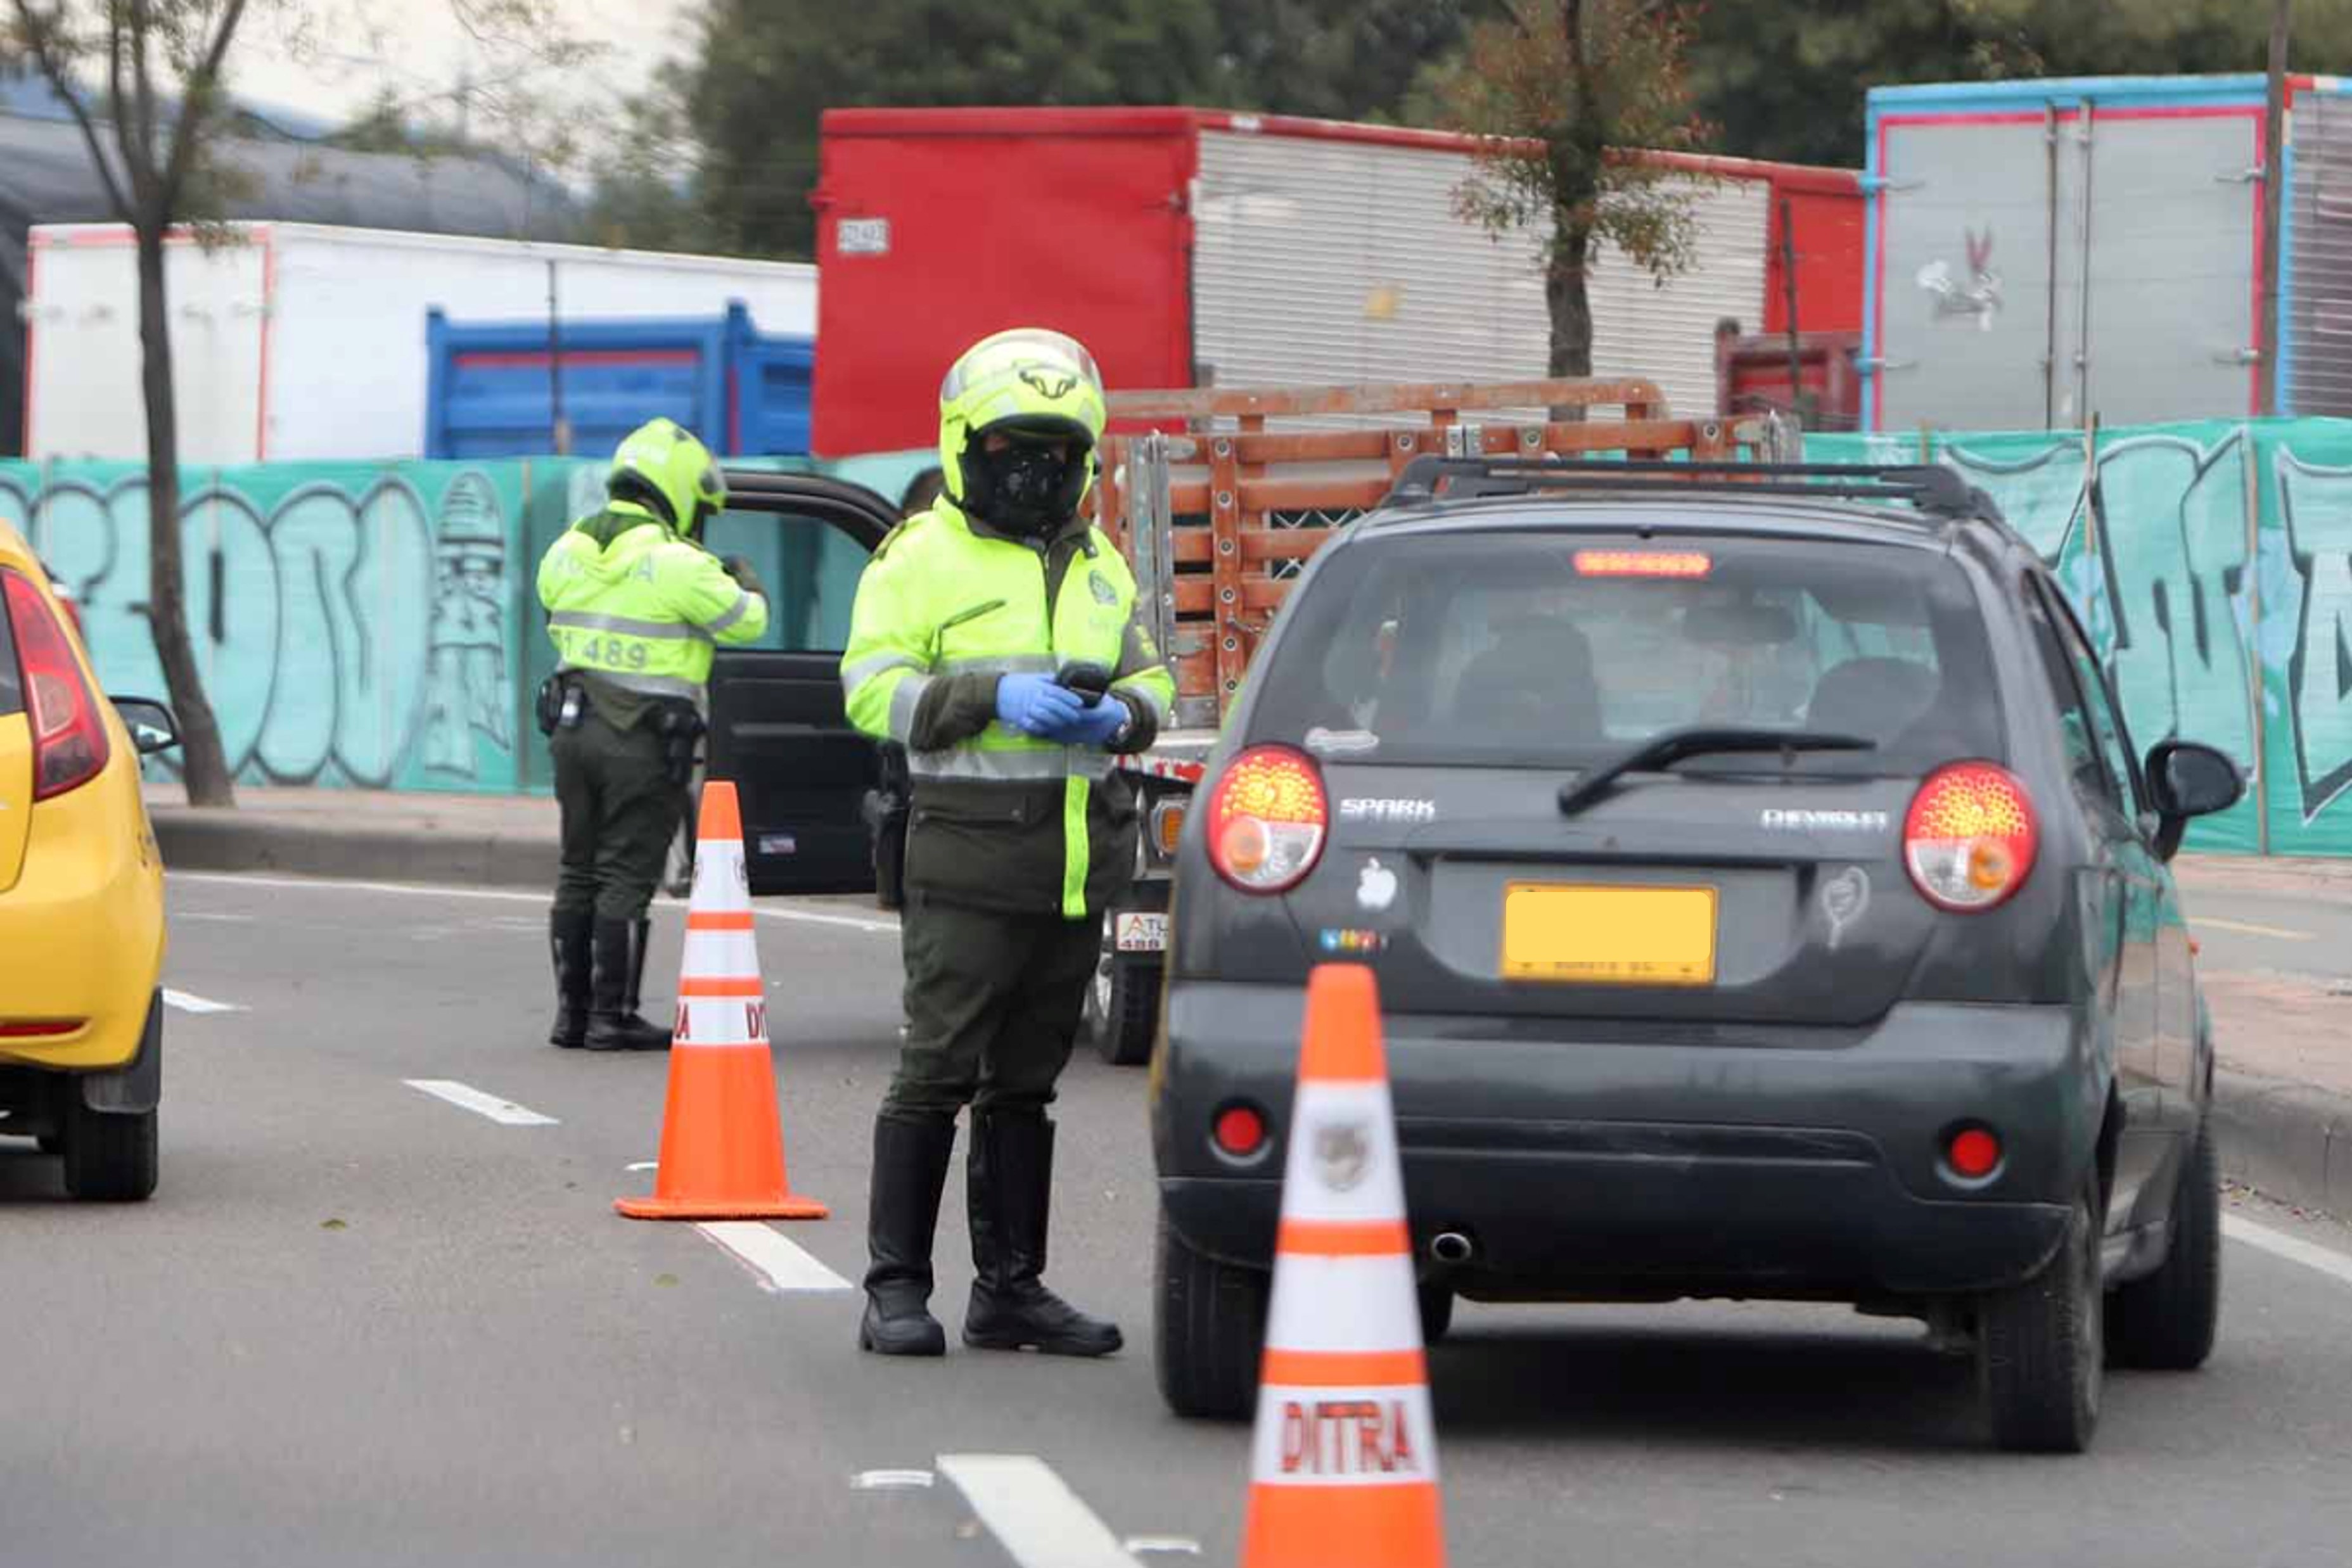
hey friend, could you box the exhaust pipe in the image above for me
[1429,1231,1474,1266]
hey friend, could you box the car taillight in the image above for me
[1905,762,2037,912]
[1205,744,1327,895]
[3,569,112,800]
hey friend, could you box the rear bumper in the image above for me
[0,767,167,1074]
[1153,982,2098,1299]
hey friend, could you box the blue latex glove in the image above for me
[1046,694,1130,749]
[996,673,1086,737]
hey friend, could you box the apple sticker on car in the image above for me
[1357,857,1400,912]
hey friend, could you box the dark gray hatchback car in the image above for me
[1151,462,2243,1453]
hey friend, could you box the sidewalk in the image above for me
[145,785,2348,1218]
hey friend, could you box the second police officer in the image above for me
[538,418,770,1053]
[841,328,1175,1358]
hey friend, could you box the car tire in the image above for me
[1155,1211,1269,1420]
[1088,941,1161,1068]
[2107,1119,2221,1372]
[61,1102,158,1202]
[1417,1284,1455,1344]
[1978,1180,2102,1453]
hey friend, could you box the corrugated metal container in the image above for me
[24,222,817,462]
[1865,74,2352,431]
[813,108,1864,456]
[423,302,813,459]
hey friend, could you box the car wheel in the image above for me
[1978,1180,2102,1453]
[1417,1283,1455,1344]
[61,1101,158,1202]
[1154,1210,1268,1420]
[1087,937,1161,1068]
[2107,1118,2221,1371]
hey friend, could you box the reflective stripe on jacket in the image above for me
[537,504,769,703]
[840,498,1177,920]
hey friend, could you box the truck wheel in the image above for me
[62,1101,158,1202]
[1087,938,1162,1068]
[1978,1181,2102,1453]
[1155,1211,1268,1420]
[2107,1119,2221,1371]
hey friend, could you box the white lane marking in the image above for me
[2226,1215,2352,1288]
[2195,916,2315,941]
[402,1079,559,1126]
[626,1161,660,1173]
[1123,1539,1203,1557]
[162,989,245,1014]
[696,1221,855,1293]
[936,1455,1142,1568]
[169,871,900,935]
[852,1470,936,1491]
[172,911,255,924]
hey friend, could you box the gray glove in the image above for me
[722,554,767,603]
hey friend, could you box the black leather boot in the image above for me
[963,1109,1122,1356]
[625,916,658,1019]
[584,919,672,1052]
[547,909,592,1049]
[859,1113,957,1356]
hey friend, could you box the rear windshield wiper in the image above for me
[1557,727,1877,818]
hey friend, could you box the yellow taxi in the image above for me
[0,518,177,1201]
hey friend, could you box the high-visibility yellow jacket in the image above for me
[840,497,1176,920]
[537,504,769,718]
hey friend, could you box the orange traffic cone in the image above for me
[1240,964,1444,1567]
[615,781,828,1221]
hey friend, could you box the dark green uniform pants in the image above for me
[885,895,1101,1118]
[551,711,683,924]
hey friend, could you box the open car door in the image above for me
[705,471,898,896]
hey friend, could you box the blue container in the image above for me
[425,301,814,459]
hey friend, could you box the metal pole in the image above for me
[1779,197,1808,428]
[2076,101,2097,428]
[2244,437,2271,853]
[2261,0,2292,417]
[547,260,570,456]
[2045,103,2062,429]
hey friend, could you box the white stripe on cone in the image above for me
[1275,1081,1410,1225]
[1263,1256,1424,1355]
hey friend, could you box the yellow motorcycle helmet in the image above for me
[936,328,1108,534]
[608,417,728,540]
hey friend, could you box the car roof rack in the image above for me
[1385,457,2007,529]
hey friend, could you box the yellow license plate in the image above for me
[1500,883,1718,986]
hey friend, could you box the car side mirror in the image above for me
[2144,739,2244,861]
[111,696,181,757]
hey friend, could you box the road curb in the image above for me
[2213,1067,2349,1219]
[153,812,558,891]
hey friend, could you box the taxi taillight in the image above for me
[3,568,112,801]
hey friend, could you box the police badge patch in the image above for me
[1314,1121,1371,1192]
[1089,569,1118,607]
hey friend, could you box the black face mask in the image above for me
[962,438,1086,539]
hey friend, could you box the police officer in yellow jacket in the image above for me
[539,419,769,1052]
[841,329,1175,1358]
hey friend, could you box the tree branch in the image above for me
[128,0,162,182]
[160,0,252,202]
[9,0,136,220]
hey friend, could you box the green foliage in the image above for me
[1689,0,2352,168]
[689,0,1224,258]
[584,78,714,255]
[1201,0,1496,123]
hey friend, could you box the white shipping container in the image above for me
[1191,126,1772,419]
[23,222,818,463]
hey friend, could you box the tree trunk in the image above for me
[134,223,236,806]
[1546,219,1595,419]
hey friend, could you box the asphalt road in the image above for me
[3,870,2351,1567]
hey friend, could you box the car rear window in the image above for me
[0,570,20,717]
[1248,529,2004,777]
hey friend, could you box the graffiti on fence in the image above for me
[0,462,536,791]
[1817,421,2352,852]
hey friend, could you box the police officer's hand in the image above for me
[995,673,1086,737]
[1054,694,1130,749]
[722,554,767,601]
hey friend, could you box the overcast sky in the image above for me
[226,0,700,132]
